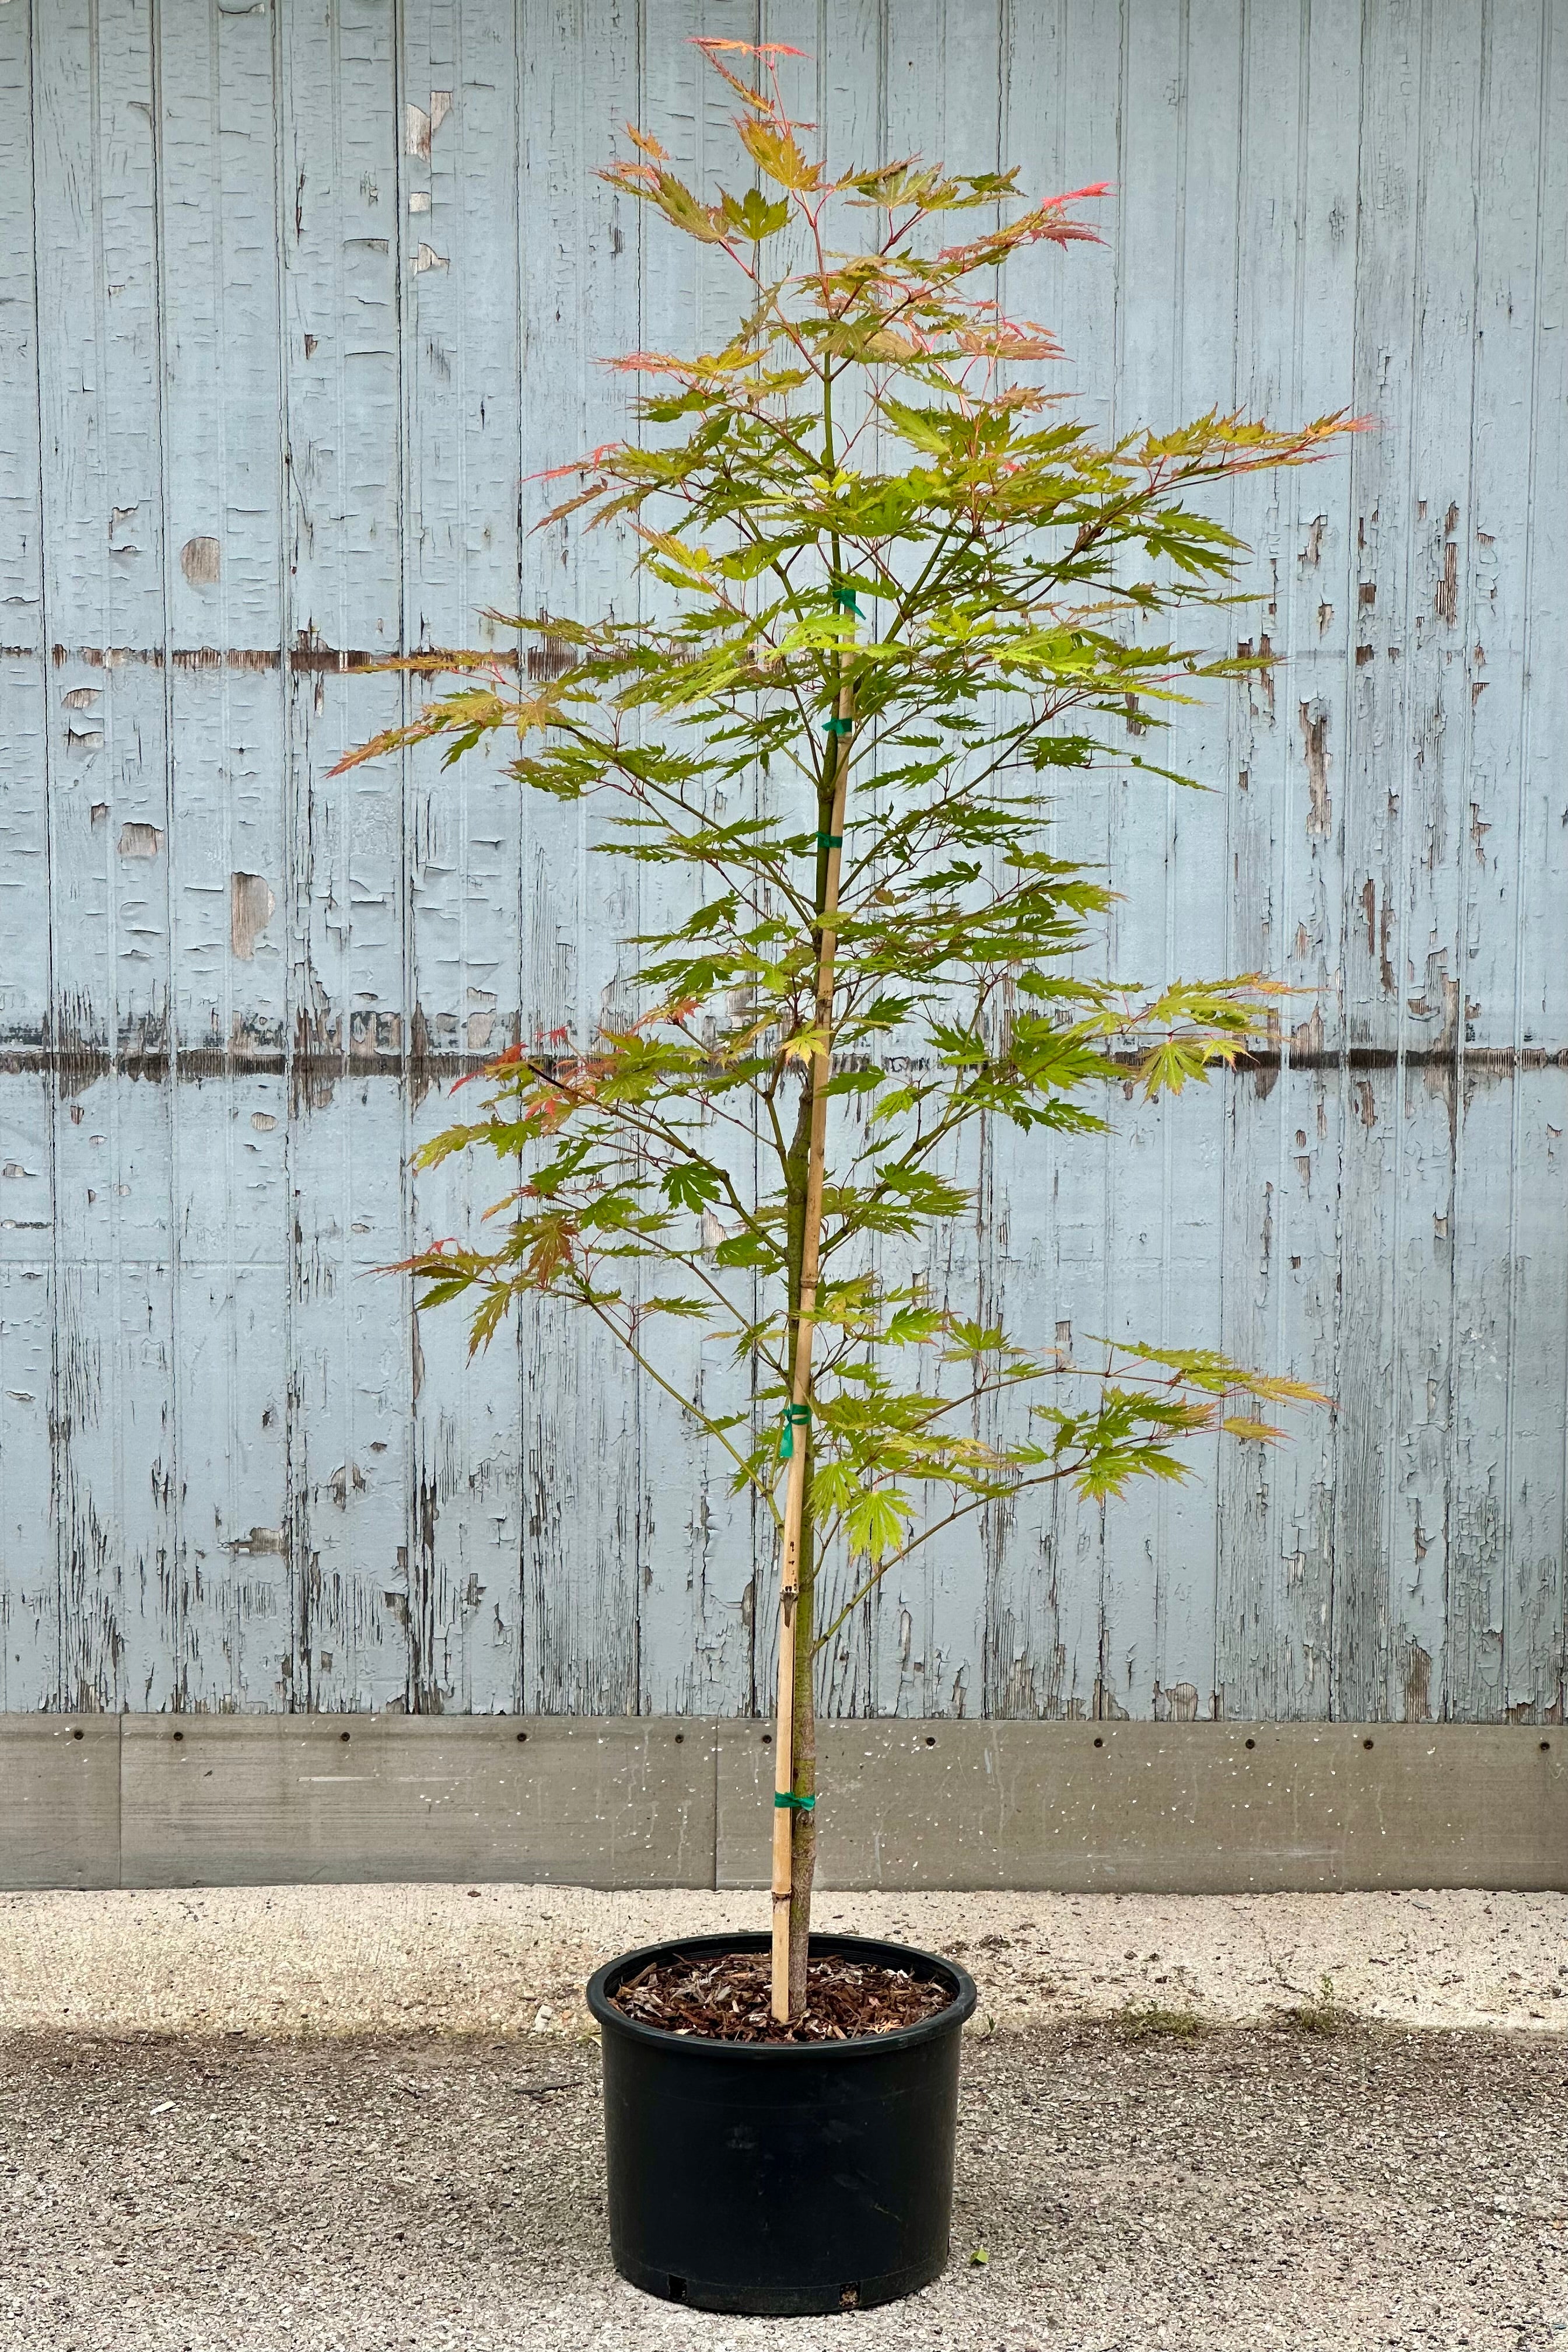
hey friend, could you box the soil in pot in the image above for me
[610,1947,952,2044]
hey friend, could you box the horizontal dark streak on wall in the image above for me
[1238,1046,1568,1073]
[0,1044,505,1086]
[1,1044,1564,1084]
[0,638,576,677]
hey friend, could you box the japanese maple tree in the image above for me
[337,40,1345,2020]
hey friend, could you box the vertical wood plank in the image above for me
[625,0,765,1720]
[1520,1,1568,1723]
[981,0,1124,1720]
[33,0,181,1712]
[513,0,642,1713]
[1364,0,1486,1723]
[0,0,62,1709]
[1219,0,1360,1720]
[281,0,413,1712]
[1097,0,1246,1723]
[0,0,49,1051]
[842,0,1005,1718]
[398,0,527,1712]
[1332,0,1424,1722]
[153,0,292,1709]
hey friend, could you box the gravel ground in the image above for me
[1,2020,1564,2351]
[3,1887,1566,2348]
[5,1882,1568,2037]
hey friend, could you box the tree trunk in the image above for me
[779,1079,817,2013]
[769,648,854,2021]
[787,1486,817,2013]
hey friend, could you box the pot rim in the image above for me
[586,1929,978,2060]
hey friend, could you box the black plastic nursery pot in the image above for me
[585,1930,978,2316]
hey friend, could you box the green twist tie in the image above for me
[774,1790,817,1811]
[824,715,853,737]
[778,1403,812,1460]
[832,585,862,617]
[816,831,843,850]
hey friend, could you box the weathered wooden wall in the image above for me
[1,0,1564,1723]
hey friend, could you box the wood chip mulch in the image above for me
[609,1948,954,2044]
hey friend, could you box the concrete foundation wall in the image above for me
[10,1716,1564,1896]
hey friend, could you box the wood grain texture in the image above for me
[1,0,1563,1725]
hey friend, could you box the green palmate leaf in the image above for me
[719,187,791,240]
[342,38,1349,1662]
[662,1163,726,1212]
[844,1488,915,1563]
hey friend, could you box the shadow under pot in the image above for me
[585,1930,978,2318]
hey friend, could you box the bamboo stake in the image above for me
[771,664,855,2023]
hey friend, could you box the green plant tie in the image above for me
[778,1402,812,1460]
[774,1790,817,1811]
[832,585,862,616]
[824,715,853,737]
[816,831,843,849]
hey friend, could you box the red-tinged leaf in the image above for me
[688,52,771,111]
[527,442,620,485]
[936,192,1107,273]
[692,36,807,53]
[598,160,660,195]
[624,124,668,160]
[605,349,691,376]
[956,321,1062,360]
[376,1239,455,1278]
[534,481,610,533]
[453,1040,527,1092]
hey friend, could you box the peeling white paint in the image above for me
[0,0,1562,1730]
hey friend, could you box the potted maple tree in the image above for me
[338,39,1345,2318]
